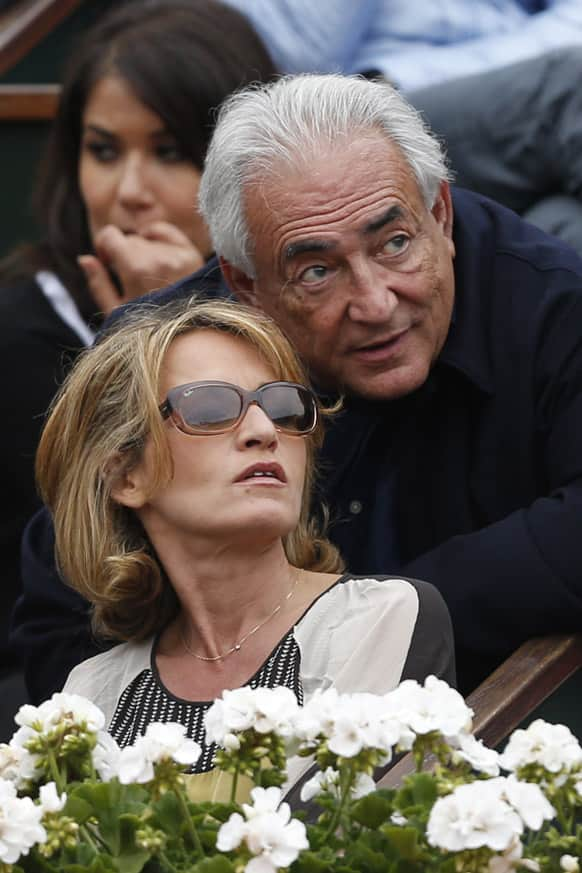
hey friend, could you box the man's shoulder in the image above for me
[452,188,582,287]
[103,257,230,330]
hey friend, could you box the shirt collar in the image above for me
[436,189,495,396]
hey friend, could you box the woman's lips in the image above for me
[234,462,287,484]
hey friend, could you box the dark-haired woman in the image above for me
[0,0,276,700]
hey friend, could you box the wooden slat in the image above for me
[377,633,582,789]
[0,0,82,76]
[0,83,59,119]
[469,634,582,748]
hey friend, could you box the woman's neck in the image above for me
[155,535,296,662]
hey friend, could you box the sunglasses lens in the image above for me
[261,384,316,434]
[177,385,242,432]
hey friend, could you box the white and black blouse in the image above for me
[64,575,455,782]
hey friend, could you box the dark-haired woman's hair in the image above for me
[0,0,277,318]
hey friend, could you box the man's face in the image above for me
[227,134,456,400]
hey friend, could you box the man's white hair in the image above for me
[198,73,451,276]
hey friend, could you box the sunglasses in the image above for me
[159,380,318,436]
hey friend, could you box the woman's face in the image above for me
[117,330,308,552]
[78,74,211,254]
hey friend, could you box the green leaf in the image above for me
[63,794,94,823]
[351,792,394,828]
[292,849,336,873]
[379,826,422,861]
[409,773,437,807]
[151,792,183,836]
[189,856,235,873]
[343,842,387,873]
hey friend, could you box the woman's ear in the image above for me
[107,455,149,509]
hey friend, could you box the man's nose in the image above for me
[237,401,278,448]
[346,264,399,323]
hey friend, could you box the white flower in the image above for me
[204,688,262,746]
[352,772,376,799]
[487,834,540,873]
[216,812,247,851]
[293,688,342,743]
[242,787,285,820]
[427,780,523,852]
[300,768,339,802]
[560,855,580,872]
[244,812,308,873]
[454,734,501,776]
[0,778,47,863]
[500,720,582,774]
[248,687,299,736]
[217,786,308,873]
[501,775,555,830]
[385,676,473,741]
[0,742,40,788]
[38,782,67,815]
[296,689,408,760]
[15,693,105,735]
[92,731,121,782]
[117,722,201,784]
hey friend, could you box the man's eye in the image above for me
[298,265,328,284]
[85,141,118,163]
[382,234,410,255]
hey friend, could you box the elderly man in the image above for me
[12,74,582,697]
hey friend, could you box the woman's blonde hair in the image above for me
[36,297,342,642]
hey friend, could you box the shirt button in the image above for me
[349,500,363,515]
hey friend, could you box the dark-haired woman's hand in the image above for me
[78,221,205,315]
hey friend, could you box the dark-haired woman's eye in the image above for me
[84,141,118,163]
[155,141,186,163]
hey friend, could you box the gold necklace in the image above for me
[180,569,300,662]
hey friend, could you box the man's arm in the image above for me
[381,2,582,92]
[405,289,582,695]
[11,507,106,703]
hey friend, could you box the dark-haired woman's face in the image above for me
[79,75,212,253]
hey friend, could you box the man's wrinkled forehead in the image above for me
[282,205,406,264]
[243,134,424,269]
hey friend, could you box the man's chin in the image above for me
[341,363,430,402]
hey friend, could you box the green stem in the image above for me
[47,748,65,793]
[323,764,354,841]
[159,850,181,873]
[177,785,205,857]
[80,823,106,854]
[230,762,240,804]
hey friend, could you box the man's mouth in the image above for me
[350,327,410,360]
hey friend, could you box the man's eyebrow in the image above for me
[283,239,336,262]
[363,205,404,234]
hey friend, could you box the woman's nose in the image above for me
[117,154,155,209]
[236,401,278,448]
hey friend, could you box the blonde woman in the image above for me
[36,297,454,795]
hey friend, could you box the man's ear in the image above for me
[108,456,148,510]
[431,181,455,255]
[219,257,262,310]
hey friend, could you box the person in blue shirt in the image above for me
[223,0,582,255]
[12,74,582,702]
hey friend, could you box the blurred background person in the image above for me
[223,0,582,254]
[0,0,276,736]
